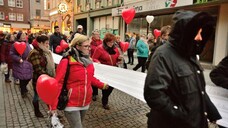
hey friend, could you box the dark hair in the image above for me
[36,35,48,43]
[54,26,59,29]
[161,25,171,36]
[103,33,116,44]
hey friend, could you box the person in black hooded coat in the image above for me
[144,10,221,128]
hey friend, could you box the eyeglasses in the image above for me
[80,45,91,49]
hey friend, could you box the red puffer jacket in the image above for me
[51,56,106,110]
[92,45,120,66]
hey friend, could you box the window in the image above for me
[9,13,16,21]
[16,0,23,8]
[8,0,15,7]
[36,0,40,3]
[0,12,4,20]
[0,0,4,5]
[17,13,23,21]
[36,9,41,18]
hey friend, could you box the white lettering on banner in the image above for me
[112,0,193,16]
[52,52,228,127]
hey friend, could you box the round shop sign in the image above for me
[58,2,68,13]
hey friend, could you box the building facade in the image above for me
[0,0,30,33]
[29,0,50,33]
[73,0,123,37]
[111,0,228,66]
[49,0,73,35]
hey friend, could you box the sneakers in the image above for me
[92,95,97,101]
[14,79,20,85]
[103,105,110,110]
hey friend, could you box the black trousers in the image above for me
[127,49,134,64]
[19,79,30,95]
[92,86,114,106]
[102,87,114,106]
[133,57,148,73]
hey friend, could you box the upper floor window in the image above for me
[8,0,15,7]
[0,0,4,5]
[36,0,40,3]
[0,12,4,20]
[16,0,23,8]
[9,13,16,21]
[17,13,23,21]
[36,9,41,18]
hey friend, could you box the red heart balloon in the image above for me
[55,45,63,53]
[14,42,26,56]
[60,40,68,50]
[36,74,59,105]
[154,29,161,39]
[122,8,136,24]
[119,42,130,53]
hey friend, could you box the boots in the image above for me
[32,101,44,118]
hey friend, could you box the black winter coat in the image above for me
[210,56,228,89]
[144,43,221,128]
[144,10,221,128]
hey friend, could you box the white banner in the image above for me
[52,53,228,127]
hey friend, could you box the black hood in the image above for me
[169,10,215,57]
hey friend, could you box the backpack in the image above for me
[57,57,70,110]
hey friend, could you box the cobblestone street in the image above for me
[0,67,150,128]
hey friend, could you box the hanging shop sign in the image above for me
[58,2,68,13]
[112,0,193,16]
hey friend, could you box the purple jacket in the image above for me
[10,42,33,80]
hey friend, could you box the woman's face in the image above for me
[10,35,15,41]
[77,40,91,55]
[42,40,49,49]
[106,40,115,48]
[116,37,120,43]
[20,33,26,41]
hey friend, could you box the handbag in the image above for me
[57,58,70,110]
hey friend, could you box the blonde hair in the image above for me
[69,33,89,47]
[115,35,120,39]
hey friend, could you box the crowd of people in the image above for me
[0,10,226,128]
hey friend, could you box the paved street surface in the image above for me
[0,54,214,128]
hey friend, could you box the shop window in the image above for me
[17,13,23,21]
[0,12,4,20]
[8,0,15,7]
[16,0,23,8]
[9,13,16,21]
[0,0,4,5]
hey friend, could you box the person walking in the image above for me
[210,56,228,89]
[27,35,55,117]
[10,32,33,98]
[49,26,66,54]
[92,33,122,110]
[133,34,149,73]
[1,34,15,83]
[144,10,221,128]
[127,32,136,65]
[90,29,103,101]
[50,33,109,128]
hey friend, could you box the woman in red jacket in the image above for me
[51,33,108,128]
[92,33,122,110]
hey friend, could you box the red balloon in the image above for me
[122,8,136,24]
[55,45,63,53]
[60,40,68,50]
[119,42,130,53]
[14,42,26,56]
[36,74,59,105]
[154,29,161,39]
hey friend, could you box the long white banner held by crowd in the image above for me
[52,53,228,127]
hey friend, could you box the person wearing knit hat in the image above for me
[50,33,109,128]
